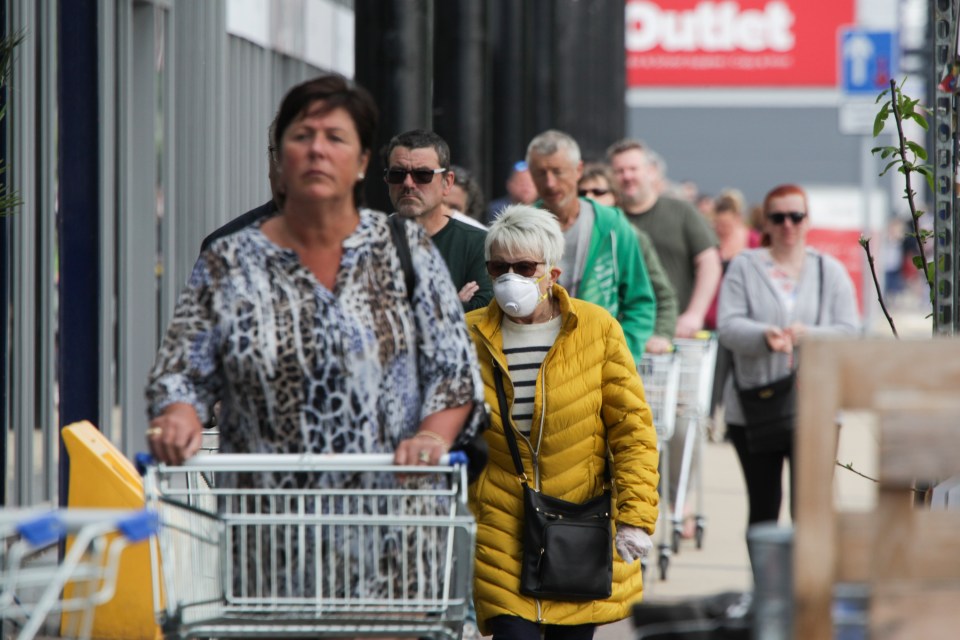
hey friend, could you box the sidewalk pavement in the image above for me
[593,299,929,640]
[595,404,882,639]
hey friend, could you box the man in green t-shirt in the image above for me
[608,139,721,338]
[384,130,492,312]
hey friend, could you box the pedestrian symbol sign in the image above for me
[839,28,896,96]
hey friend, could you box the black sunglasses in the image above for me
[384,167,447,185]
[578,188,610,198]
[767,211,806,225]
[486,260,543,278]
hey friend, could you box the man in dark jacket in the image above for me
[200,122,283,253]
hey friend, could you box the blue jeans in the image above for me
[488,615,595,640]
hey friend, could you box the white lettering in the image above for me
[625,0,796,53]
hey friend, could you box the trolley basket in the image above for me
[0,508,158,640]
[142,452,475,639]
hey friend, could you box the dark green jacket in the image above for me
[636,227,678,339]
[556,198,657,361]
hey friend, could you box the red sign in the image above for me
[806,228,865,314]
[626,0,855,87]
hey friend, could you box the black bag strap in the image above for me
[733,253,825,390]
[493,363,608,489]
[493,364,528,483]
[387,214,416,303]
[814,253,824,325]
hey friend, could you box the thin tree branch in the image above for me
[861,236,899,338]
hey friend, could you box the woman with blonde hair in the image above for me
[466,204,660,640]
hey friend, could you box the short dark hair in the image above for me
[381,130,451,169]
[274,73,379,206]
[274,73,378,155]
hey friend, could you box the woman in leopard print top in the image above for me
[144,74,483,604]
[146,73,481,469]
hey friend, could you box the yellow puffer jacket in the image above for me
[465,285,659,633]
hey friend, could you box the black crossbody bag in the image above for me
[732,255,823,454]
[493,365,613,601]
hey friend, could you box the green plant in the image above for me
[864,77,935,337]
[0,30,24,216]
[851,78,938,501]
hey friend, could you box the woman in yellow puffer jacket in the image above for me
[465,205,660,640]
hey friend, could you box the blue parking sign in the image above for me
[839,29,897,96]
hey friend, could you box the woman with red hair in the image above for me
[716,184,860,554]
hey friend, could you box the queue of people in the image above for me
[144,72,862,639]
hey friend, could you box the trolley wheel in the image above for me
[658,554,669,581]
[695,524,705,549]
[672,529,681,554]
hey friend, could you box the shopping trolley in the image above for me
[637,351,681,581]
[141,452,476,639]
[0,508,158,640]
[670,335,719,555]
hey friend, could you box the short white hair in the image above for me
[485,204,564,268]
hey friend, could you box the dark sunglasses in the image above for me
[767,211,807,225]
[384,167,447,185]
[578,188,610,198]
[486,260,543,278]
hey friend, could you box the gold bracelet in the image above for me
[414,430,449,447]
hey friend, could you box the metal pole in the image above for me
[58,0,101,503]
[932,0,958,334]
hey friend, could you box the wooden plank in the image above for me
[837,510,960,582]
[836,339,960,408]
[871,584,960,640]
[871,488,916,581]
[794,338,960,639]
[794,339,844,640]
[878,397,960,485]
[836,513,873,582]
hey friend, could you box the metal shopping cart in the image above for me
[0,508,158,640]
[637,351,681,581]
[141,452,476,639]
[670,334,719,555]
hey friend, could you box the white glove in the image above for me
[615,524,653,564]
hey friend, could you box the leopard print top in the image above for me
[146,209,482,487]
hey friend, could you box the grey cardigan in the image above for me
[716,247,861,426]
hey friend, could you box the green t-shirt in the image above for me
[430,216,493,312]
[626,196,717,312]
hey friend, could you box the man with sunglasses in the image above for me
[383,130,493,311]
[526,129,656,361]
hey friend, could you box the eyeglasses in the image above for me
[578,188,610,198]
[486,260,543,278]
[767,211,807,225]
[384,167,447,185]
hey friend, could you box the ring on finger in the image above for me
[146,427,163,438]
[418,450,431,463]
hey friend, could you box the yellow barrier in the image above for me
[60,421,162,640]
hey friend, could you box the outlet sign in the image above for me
[626,0,855,87]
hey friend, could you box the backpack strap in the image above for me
[387,214,416,303]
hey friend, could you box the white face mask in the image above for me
[493,272,547,318]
